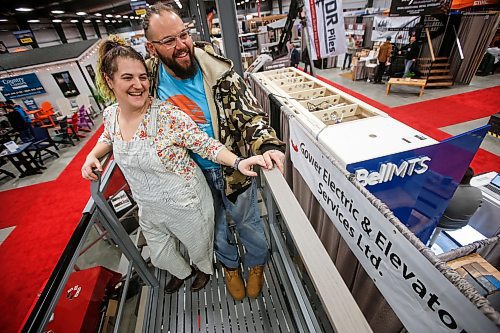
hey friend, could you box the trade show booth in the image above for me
[249,67,499,332]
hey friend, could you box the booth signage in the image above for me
[289,118,496,333]
[0,73,46,99]
[13,29,37,48]
[22,97,39,111]
[390,0,450,16]
[347,126,489,243]
[303,0,347,60]
[371,15,420,43]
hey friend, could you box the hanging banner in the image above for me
[451,0,499,9]
[288,118,496,333]
[371,15,420,43]
[303,0,347,60]
[390,0,450,16]
[0,73,46,99]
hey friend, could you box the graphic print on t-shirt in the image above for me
[166,95,207,124]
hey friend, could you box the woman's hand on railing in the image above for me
[238,155,269,177]
[81,154,103,181]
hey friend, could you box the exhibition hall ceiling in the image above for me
[0,0,190,26]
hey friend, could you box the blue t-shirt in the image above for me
[157,64,218,170]
[14,105,31,123]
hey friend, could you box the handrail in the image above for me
[425,27,435,62]
[261,168,373,333]
[452,25,464,60]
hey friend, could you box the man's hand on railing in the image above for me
[262,149,285,175]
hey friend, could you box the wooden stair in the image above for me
[417,57,454,88]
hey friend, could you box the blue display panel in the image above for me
[347,125,489,243]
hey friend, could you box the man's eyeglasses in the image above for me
[151,28,191,49]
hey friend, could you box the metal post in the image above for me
[53,22,68,44]
[92,20,102,39]
[76,21,88,40]
[189,0,210,42]
[90,175,159,288]
[302,24,315,77]
[196,0,211,42]
[215,0,243,76]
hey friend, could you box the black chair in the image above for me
[53,116,76,147]
[26,126,60,165]
[0,157,15,179]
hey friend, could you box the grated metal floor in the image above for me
[153,257,297,333]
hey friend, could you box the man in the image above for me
[374,37,393,84]
[143,3,286,300]
[4,102,33,142]
[342,35,355,70]
[400,35,419,78]
[290,43,300,68]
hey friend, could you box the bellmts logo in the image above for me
[355,156,431,186]
[291,139,299,152]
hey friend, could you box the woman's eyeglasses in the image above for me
[151,28,191,49]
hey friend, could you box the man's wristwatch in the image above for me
[233,156,245,170]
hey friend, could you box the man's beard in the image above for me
[158,46,198,79]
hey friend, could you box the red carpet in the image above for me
[0,127,103,333]
[314,74,500,174]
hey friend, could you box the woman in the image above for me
[81,36,268,294]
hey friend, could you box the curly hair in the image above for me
[96,35,147,102]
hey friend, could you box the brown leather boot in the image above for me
[223,267,245,301]
[246,265,264,299]
[191,269,211,292]
[165,269,194,294]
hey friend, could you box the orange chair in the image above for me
[37,101,57,128]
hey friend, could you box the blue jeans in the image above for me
[404,59,414,77]
[203,168,268,269]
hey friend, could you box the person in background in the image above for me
[400,35,419,78]
[374,36,393,84]
[290,43,300,68]
[4,102,33,142]
[342,35,355,70]
[81,36,269,295]
[6,100,31,125]
[143,3,286,301]
[439,167,482,229]
[302,46,311,73]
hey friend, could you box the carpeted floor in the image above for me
[0,127,103,332]
[315,75,500,174]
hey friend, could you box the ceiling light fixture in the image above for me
[115,15,121,18]
[123,15,128,18]
[104,20,110,23]
[76,12,87,16]
[52,19,63,23]
[0,19,8,22]
[70,19,79,23]
[27,19,40,23]
[51,10,65,14]
[111,20,116,23]
[95,13,102,17]
[16,7,34,12]
[96,19,101,22]
[118,20,122,23]
[84,19,91,23]
[106,14,113,18]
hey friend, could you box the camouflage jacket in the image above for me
[146,42,285,200]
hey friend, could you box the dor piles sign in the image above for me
[304,0,347,60]
[289,118,496,333]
